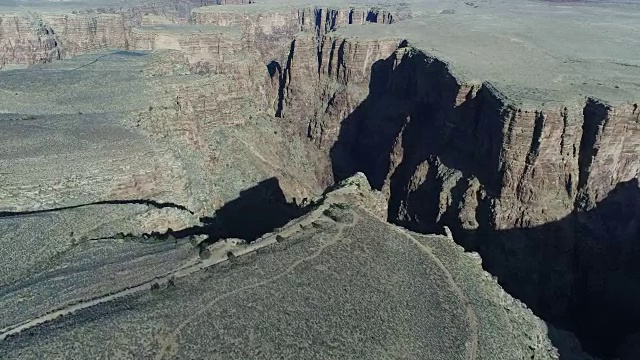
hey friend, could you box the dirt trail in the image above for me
[394,226,479,360]
[0,197,343,342]
[0,197,478,360]
[154,210,361,360]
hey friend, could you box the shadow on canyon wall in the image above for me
[1,178,302,246]
[329,47,640,359]
[172,177,304,244]
[469,177,640,359]
[200,177,304,242]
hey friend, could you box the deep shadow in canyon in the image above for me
[328,47,640,358]
[0,178,302,248]
[170,177,305,245]
[462,177,640,359]
[200,177,304,242]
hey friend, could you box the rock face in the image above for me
[130,24,255,74]
[0,15,60,67]
[0,0,205,68]
[189,4,398,187]
[192,5,393,63]
[2,0,640,357]
[277,39,640,354]
[274,33,400,185]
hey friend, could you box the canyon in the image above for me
[1,0,639,359]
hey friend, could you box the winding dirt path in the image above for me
[0,197,338,342]
[394,226,479,360]
[0,255,216,341]
[1,201,478,360]
[0,235,282,341]
[154,211,361,360]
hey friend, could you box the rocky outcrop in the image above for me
[273,34,396,190]
[272,33,400,185]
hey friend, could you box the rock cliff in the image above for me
[0,0,205,67]
[276,37,640,355]
[1,0,640,357]
[191,4,393,64]
[0,2,394,70]
[0,15,60,67]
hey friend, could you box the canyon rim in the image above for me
[0,0,639,359]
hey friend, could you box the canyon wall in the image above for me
[0,1,394,68]
[189,4,397,186]
[192,5,393,64]
[0,0,205,68]
[0,15,60,66]
[275,33,400,185]
[2,1,639,354]
[0,2,329,217]
[277,39,640,354]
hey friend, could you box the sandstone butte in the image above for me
[0,0,639,359]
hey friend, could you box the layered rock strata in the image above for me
[1,1,639,356]
[191,4,393,63]
[276,36,640,354]
[0,0,205,68]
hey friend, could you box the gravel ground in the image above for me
[0,202,559,359]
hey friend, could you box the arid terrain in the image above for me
[0,0,639,359]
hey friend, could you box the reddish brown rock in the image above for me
[276,38,640,347]
[0,15,60,67]
[0,1,204,68]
